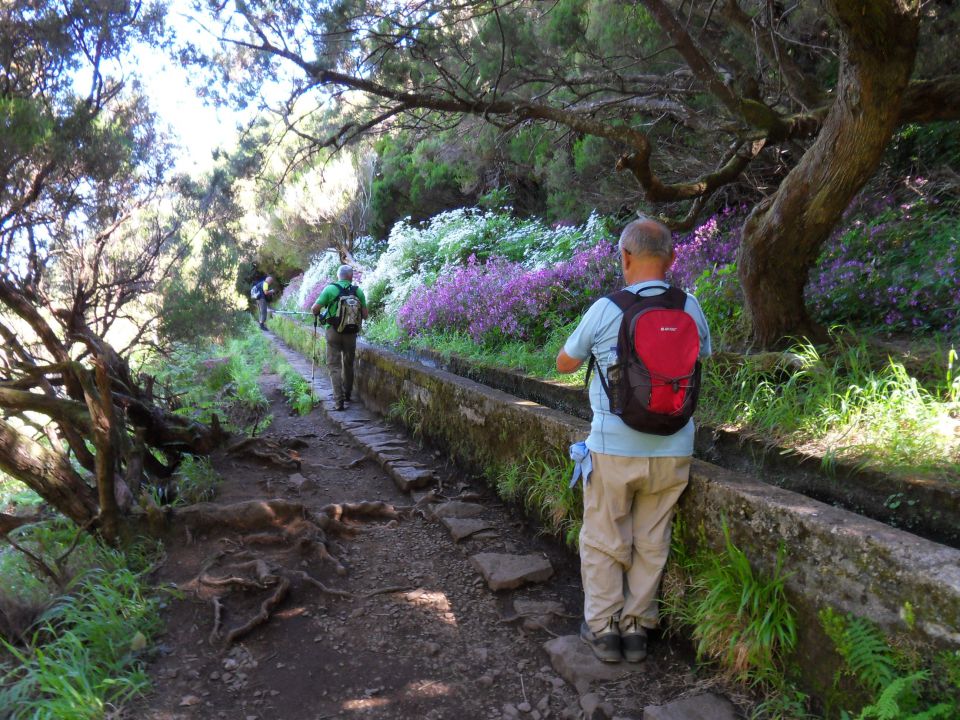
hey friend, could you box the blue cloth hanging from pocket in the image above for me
[569,441,592,488]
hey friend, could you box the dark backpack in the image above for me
[328,284,363,334]
[589,285,702,436]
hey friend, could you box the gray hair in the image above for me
[618,217,673,259]
[337,264,354,280]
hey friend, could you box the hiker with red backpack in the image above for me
[311,264,368,410]
[556,217,711,664]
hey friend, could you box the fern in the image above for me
[821,609,897,693]
[856,671,954,720]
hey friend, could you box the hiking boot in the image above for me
[619,617,648,663]
[259,322,267,330]
[334,400,345,411]
[580,619,621,663]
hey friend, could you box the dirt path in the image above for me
[127,333,711,720]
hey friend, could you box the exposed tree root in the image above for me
[173,498,403,645]
[224,575,290,644]
[226,437,303,470]
[209,597,223,645]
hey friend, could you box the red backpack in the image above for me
[589,285,702,436]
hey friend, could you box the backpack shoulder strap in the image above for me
[606,289,638,312]
[608,284,686,313]
[659,286,688,310]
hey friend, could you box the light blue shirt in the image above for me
[563,280,712,457]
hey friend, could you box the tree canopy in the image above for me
[191,0,960,347]
[0,1,236,540]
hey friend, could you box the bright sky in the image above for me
[118,3,311,175]
[118,2,239,174]
[130,46,243,173]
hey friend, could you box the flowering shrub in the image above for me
[364,208,614,318]
[276,274,303,312]
[808,200,960,335]
[275,252,359,313]
[297,251,344,311]
[669,206,745,292]
[397,242,619,345]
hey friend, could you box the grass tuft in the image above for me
[0,525,164,719]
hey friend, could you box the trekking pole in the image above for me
[310,315,318,402]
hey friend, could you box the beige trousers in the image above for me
[580,452,690,633]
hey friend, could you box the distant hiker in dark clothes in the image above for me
[311,264,368,410]
[556,218,711,664]
[251,276,278,329]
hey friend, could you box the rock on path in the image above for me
[470,552,554,591]
[643,693,738,720]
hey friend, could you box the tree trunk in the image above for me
[87,359,119,543]
[0,419,98,526]
[0,512,41,536]
[737,0,920,348]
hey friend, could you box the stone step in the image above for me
[440,517,496,542]
[643,694,737,720]
[431,501,485,519]
[470,552,554,591]
[542,635,633,695]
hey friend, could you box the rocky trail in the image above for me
[126,332,741,720]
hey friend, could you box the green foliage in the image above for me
[363,314,406,346]
[0,526,163,718]
[853,672,954,720]
[173,455,221,504]
[821,609,959,720]
[663,519,797,687]
[0,98,53,156]
[158,208,250,345]
[147,318,272,434]
[694,263,747,348]
[0,473,42,511]
[545,0,587,47]
[279,366,314,416]
[369,134,474,239]
[267,314,326,370]
[489,450,581,548]
[887,122,960,173]
[380,321,586,386]
[159,285,247,346]
[749,689,819,720]
[700,334,960,479]
[387,396,425,442]
[821,608,897,695]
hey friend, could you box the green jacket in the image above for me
[311,280,367,319]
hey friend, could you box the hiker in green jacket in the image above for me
[311,265,368,410]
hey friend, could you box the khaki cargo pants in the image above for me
[580,452,690,634]
[325,327,357,403]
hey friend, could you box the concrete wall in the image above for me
[356,343,960,694]
[408,346,960,548]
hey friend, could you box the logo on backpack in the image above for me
[590,286,701,436]
[329,284,363,334]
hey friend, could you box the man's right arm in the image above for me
[312,285,331,315]
[556,301,600,374]
[556,349,583,374]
